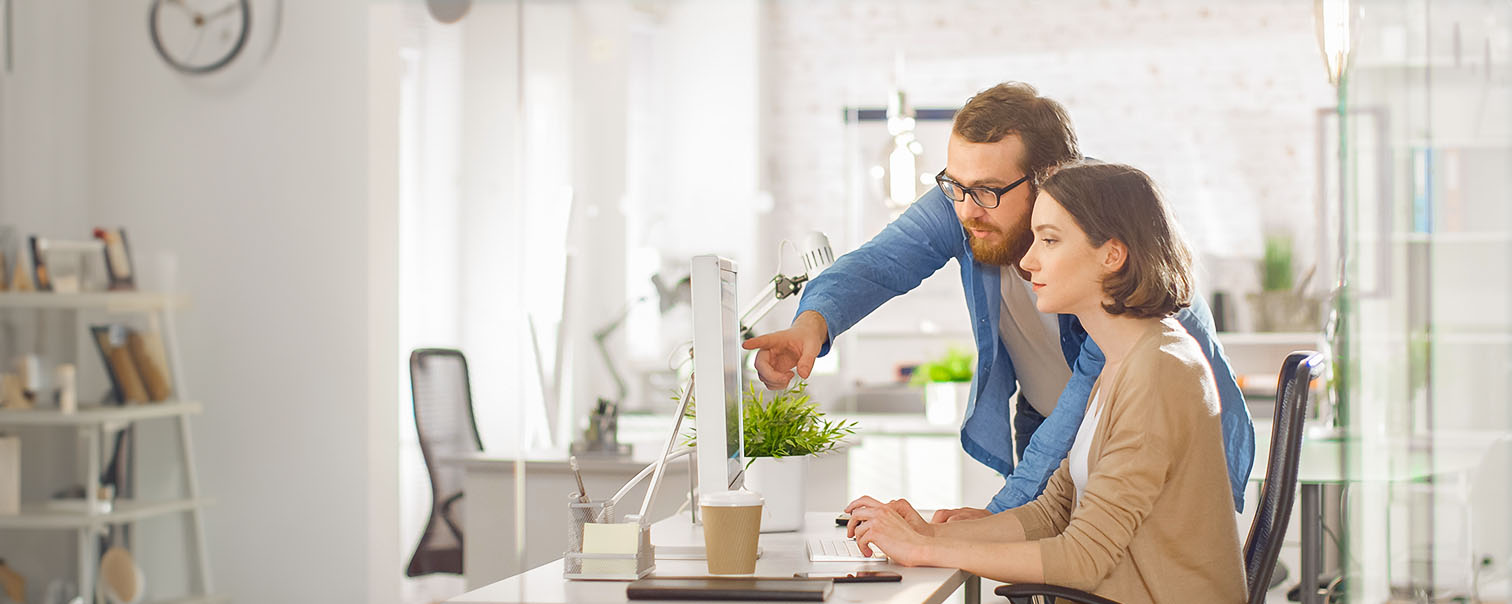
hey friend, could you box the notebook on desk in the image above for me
[626,577,833,601]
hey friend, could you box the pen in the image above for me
[569,456,590,504]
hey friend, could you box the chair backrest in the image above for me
[1242,351,1326,604]
[410,349,484,548]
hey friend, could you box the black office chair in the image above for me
[996,351,1326,604]
[406,348,485,577]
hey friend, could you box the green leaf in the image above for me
[909,346,974,385]
[680,380,857,461]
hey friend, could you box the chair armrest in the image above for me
[994,583,1123,604]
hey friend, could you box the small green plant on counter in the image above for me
[910,347,974,385]
[1261,235,1295,292]
[680,380,857,465]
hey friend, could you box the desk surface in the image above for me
[1251,419,1509,484]
[448,512,971,604]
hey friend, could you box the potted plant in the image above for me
[1249,235,1321,332]
[911,347,974,424]
[684,381,856,532]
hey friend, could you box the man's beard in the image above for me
[964,214,1033,277]
[961,216,1034,280]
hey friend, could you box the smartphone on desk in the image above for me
[794,571,902,583]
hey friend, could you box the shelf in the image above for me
[146,595,229,604]
[1393,232,1512,244]
[1216,332,1327,346]
[850,330,973,339]
[0,498,213,530]
[0,291,188,311]
[0,401,202,426]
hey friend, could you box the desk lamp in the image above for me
[574,272,692,456]
[738,232,835,338]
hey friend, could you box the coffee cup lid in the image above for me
[700,489,764,507]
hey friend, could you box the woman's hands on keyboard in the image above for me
[844,495,933,537]
[846,501,933,566]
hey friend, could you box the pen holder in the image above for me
[563,496,654,580]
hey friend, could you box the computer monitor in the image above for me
[690,254,745,501]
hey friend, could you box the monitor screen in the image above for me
[691,254,744,499]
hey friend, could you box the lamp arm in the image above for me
[634,382,697,522]
[738,274,810,338]
[592,296,647,406]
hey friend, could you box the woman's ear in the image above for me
[1101,239,1128,273]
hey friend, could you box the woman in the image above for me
[847,162,1246,603]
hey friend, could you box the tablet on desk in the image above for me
[626,577,833,601]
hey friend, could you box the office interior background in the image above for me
[0,0,1507,603]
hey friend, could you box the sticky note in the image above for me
[580,522,640,575]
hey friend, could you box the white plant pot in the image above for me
[742,455,808,532]
[925,381,971,425]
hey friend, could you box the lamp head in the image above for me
[651,272,692,314]
[800,232,835,280]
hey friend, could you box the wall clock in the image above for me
[149,0,252,75]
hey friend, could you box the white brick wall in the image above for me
[761,0,1336,296]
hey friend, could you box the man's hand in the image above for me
[844,495,933,538]
[741,311,828,390]
[931,507,992,523]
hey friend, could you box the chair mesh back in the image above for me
[1242,351,1325,604]
[406,348,483,577]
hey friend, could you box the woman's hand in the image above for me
[932,507,992,523]
[849,504,934,566]
[844,495,933,538]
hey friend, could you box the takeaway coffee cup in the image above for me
[700,490,764,574]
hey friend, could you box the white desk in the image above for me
[454,449,849,589]
[448,512,980,604]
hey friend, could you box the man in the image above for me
[743,82,1253,518]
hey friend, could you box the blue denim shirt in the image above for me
[795,187,1254,513]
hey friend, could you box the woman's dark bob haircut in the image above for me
[1041,161,1194,319]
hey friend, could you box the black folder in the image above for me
[626,577,833,601]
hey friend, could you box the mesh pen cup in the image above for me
[563,495,653,580]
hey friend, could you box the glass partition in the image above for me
[1336,1,1512,601]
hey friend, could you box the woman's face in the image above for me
[1018,192,1120,316]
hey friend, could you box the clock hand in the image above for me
[204,1,241,21]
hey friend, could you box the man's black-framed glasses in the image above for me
[935,168,1030,209]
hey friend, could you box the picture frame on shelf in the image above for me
[28,236,50,291]
[32,237,109,293]
[93,228,137,291]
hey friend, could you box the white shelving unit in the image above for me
[0,292,219,604]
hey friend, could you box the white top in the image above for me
[1070,389,1104,504]
[998,267,1072,416]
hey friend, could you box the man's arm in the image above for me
[1172,294,1255,512]
[984,339,1106,512]
[794,189,963,354]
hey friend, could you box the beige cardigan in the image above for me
[1006,318,1247,604]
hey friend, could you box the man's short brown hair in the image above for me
[1041,161,1194,319]
[952,82,1081,188]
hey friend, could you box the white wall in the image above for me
[0,1,400,602]
[0,0,91,234]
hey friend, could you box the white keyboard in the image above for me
[806,537,888,562]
